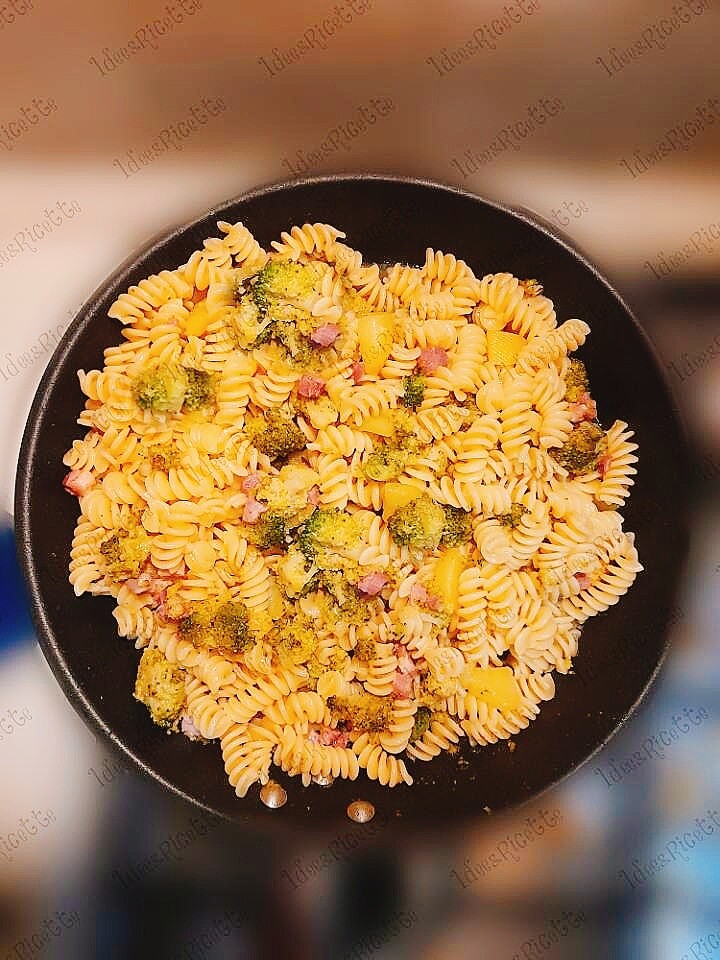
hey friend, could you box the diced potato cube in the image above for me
[487,330,524,366]
[358,312,396,376]
[360,413,396,437]
[462,666,523,711]
[382,482,423,517]
[185,300,210,338]
[431,547,467,614]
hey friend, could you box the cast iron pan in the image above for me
[15,175,691,831]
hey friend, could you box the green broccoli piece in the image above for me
[564,359,590,403]
[147,442,180,471]
[391,408,422,446]
[99,529,151,580]
[409,706,432,742]
[178,599,250,653]
[245,513,289,551]
[183,368,216,410]
[319,571,369,623]
[353,634,378,661]
[386,494,446,551]
[401,374,425,410]
[134,649,185,730]
[276,544,317,598]
[271,320,312,362]
[498,504,529,528]
[267,613,317,667]
[550,421,607,474]
[252,260,317,307]
[131,362,215,414]
[297,571,322,598]
[247,409,306,462]
[441,505,472,545]
[297,508,360,562]
[234,262,318,360]
[362,446,409,481]
[227,293,271,349]
[132,362,187,414]
[328,693,392,733]
[304,655,325,685]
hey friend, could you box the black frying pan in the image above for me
[14,175,691,831]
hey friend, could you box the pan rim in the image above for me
[14,173,692,831]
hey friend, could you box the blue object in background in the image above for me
[0,510,36,654]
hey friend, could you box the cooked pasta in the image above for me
[61,221,641,803]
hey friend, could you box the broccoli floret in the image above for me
[319,571,370,623]
[276,545,317,598]
[362,446,408,481]
[99,529,151,580]
[226,293,271,349]
[441,505,472,545]
[305,655,325,684]
[132,362,187,414]
[551,421,607,474]
[271,320,312,362]
[131,362,215,414]
[498,504,529,528]
[256,465,318,519]
[296,395,339,429]
[297,571,322,598]
[391,408,422,445]
[297,508,361,563]
[252,260,317,306]
[387,494,446,551]
[267,613,317,667]
[235,262,319,360]
[134,648,185,730]
[353,634,378,661]
[245,513,289,551]
[564,359,590,403]
[183,368,216,410]
[177,599,250,653]
[328,693,392,733]
[409,706,432,742]
[247,409,306,462]
[401,374,425,410]
[229,266,314,354]
[147,442,180,471]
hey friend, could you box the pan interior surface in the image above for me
[15,176,690,828]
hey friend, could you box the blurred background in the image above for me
[0,0,718,956]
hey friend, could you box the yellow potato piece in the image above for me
[462,666,523,711]
[431,547,467,614]
[185,300,210,338]
[382,482,422,517]
[360,413,396,437]
[487,330,524,366]
[358,312,396,376]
